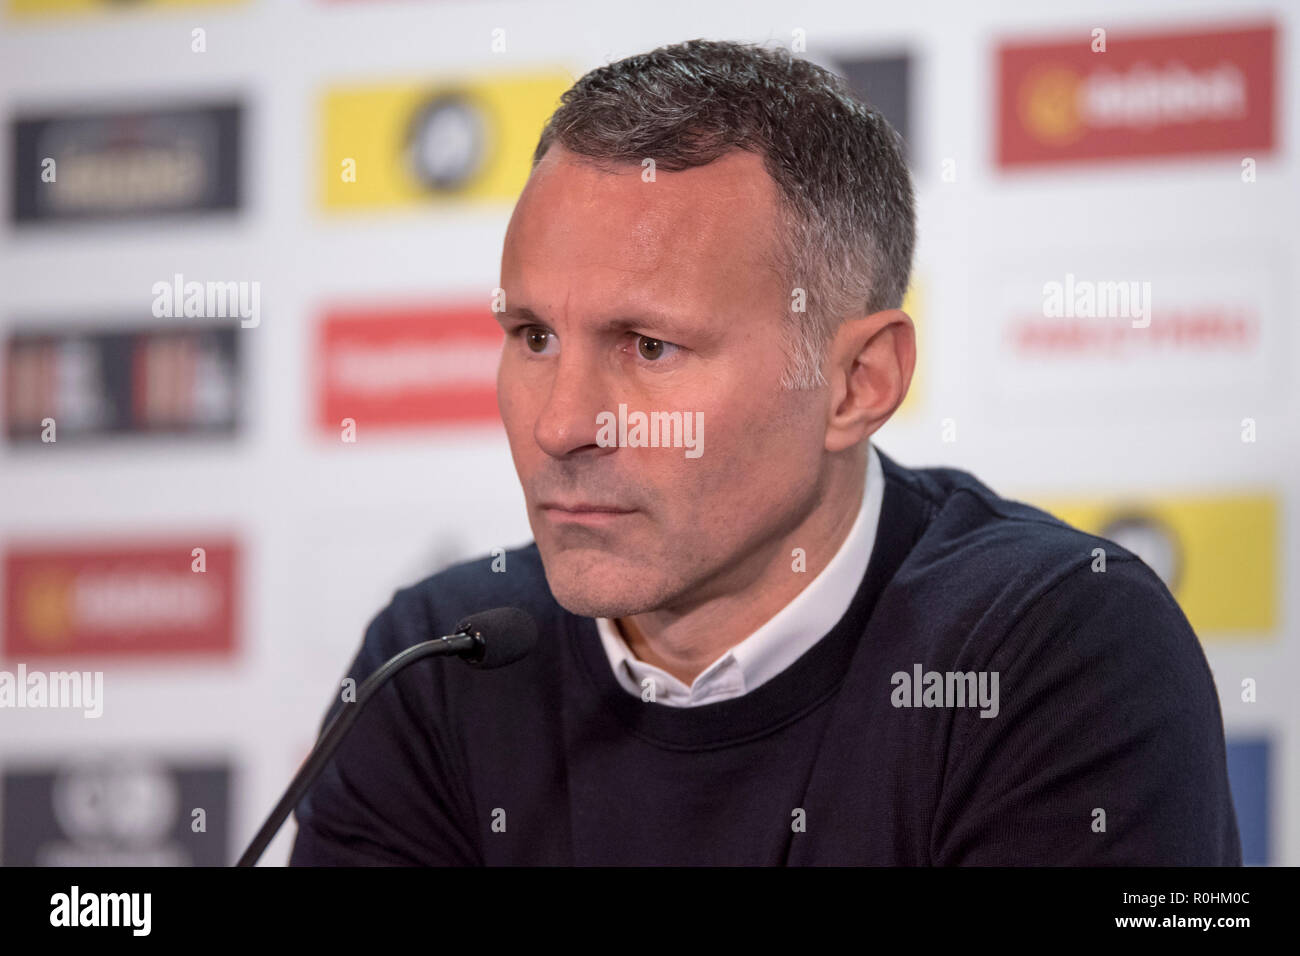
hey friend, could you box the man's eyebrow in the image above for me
[496,307,701,338]
[595,314,698,337]
[495,307,542,325]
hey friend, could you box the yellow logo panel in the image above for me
[1032,491,1278,641]
[896,282,922,418]
[321,72,573,210]
[8,0,244,17]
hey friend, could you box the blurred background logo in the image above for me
[1,757,229,866]
[11,103,242,224]
[998,22,1275,166]
[5,324,241,442]
[320,72,571,210]
[3,541,239,658]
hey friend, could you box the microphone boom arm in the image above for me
[234,630,478,867]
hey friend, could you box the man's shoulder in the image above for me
[878,449,1174,635]
[882,448,1136,562]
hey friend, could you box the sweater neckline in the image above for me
[567,449,931,750]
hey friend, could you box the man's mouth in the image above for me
[538,501,637,526]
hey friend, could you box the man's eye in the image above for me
[523,328,553,353]
[636,335,678,361]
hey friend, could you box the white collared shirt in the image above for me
[595,441,885,707]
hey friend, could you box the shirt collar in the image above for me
[596,441,885,706]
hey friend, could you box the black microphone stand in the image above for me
[234,630,479,867]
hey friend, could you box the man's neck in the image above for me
[616,459,868,686]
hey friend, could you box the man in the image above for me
[290,39,1240,865]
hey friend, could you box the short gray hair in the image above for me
[532,38,916,389]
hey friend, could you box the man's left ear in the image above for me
[823,308,915,453]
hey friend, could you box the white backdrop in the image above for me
[0,0,1294,866]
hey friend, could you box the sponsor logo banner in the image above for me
[4,323,241,443]
[320,71,572,209]
[11,102,241,224]
[832,53,913,160]
[981,249,1285,419]
[316,303,503,430]
[998,22,1276,167]
[1225,736,1270,866]
[1,758,229,866]
[1030,492,1278,640]
[8,0,244,16]
[3,540,239,659]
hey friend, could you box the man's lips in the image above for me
[540,502,636,514]
[538,501,637,524]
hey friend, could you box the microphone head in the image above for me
[455,606,538,669]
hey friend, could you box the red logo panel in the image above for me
[3,540,239,659]
[316,304,504,431]
[998,22,1276,168]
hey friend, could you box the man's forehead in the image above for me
[505,145,787,289]
[530,141,777,198]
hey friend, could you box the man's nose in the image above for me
[533,352,612,459]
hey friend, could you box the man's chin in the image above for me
[537,548,670,620]
[546,576,666,620]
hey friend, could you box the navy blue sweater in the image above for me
[289,448,1241,865]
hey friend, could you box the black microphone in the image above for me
[235,606,537,867]
[456,606,537,669]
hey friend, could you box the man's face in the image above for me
[497,144,830,619]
